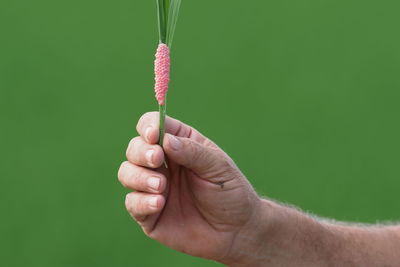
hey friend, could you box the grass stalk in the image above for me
[156,0,181,151]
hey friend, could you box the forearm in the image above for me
[220,199,400,267]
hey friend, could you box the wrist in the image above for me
[219,198,337,267]
[218,198,277,266]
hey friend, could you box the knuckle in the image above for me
[137,169,147,188]
[126,193,144,215]
[129,136,141,147]
[220,156,234,169]
[137,112,157,133]
[117,161,129,183]
[126,136,141,159]
[136,113,148,132]
[125,193,133,211]
[135,196,148,214]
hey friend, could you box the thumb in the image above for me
[163,133,228,177]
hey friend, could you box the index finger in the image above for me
[136,111,208,145]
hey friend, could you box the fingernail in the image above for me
[145,127,152,142]
[167,134,182,151]
[148,177,160,191]
[148,197,158,209]
[145,150,154,165]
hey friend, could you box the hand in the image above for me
[118,112,262,262]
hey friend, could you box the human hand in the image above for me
[118,112,263,262]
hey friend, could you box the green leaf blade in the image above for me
[166,0,181,48]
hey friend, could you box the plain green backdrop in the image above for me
[1,0,400,266]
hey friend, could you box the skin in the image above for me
[118,112,400,266]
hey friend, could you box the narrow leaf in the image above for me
[166,0,182,48]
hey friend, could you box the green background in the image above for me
[1,0,399,266]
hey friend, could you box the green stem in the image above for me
[158,99,167,146]
[156,0,168,44]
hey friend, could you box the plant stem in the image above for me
[156,0,167,43]
[159,100,168,168]
[158,98,167,147]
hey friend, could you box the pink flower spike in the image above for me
[154,43,170,106]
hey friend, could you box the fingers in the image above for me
[163,133,234,178]
[126,136,164,168]
[136,112,160,144]
[125,192,165,222]
[136,111,208,145]
[118,161,166,193]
